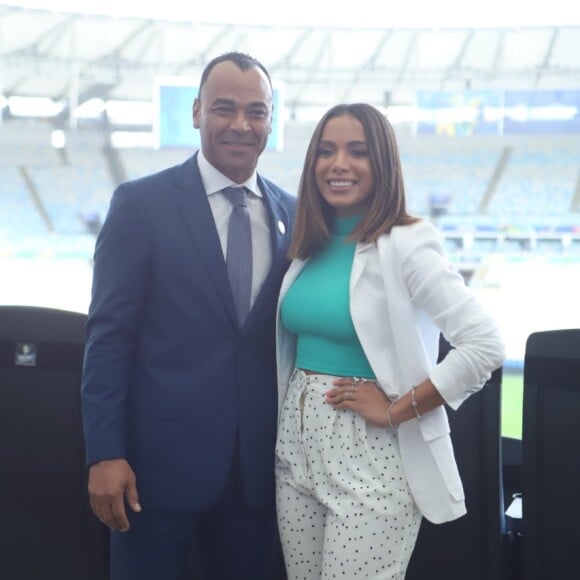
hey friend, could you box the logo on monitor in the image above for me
[15,343,37,367]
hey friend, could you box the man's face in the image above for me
[193,61,273,183]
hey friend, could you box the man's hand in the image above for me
[88,458,141,532]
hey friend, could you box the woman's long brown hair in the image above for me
[289,103,418,260]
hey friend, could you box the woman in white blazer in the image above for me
[274,103,505,579]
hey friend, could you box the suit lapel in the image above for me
[242,176,292,329]
[173,154,237,324]
[260,175,291,272]
[350,242,374,292]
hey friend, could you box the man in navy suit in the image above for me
[81,52,296,580]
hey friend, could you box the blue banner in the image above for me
[416,89,580,135]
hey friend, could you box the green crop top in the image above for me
[280,215,375,379]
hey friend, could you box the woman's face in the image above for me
[314,113,374,218]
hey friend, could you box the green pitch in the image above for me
[501,372,524,439]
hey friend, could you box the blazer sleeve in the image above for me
[395,221,505,410]
[81,182,151,464]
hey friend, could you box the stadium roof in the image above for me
[5,0,580,29]
[1,2,580,124]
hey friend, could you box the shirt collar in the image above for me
[196,149,261,198]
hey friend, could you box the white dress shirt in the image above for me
[196,150,272,308]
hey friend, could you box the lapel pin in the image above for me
[277,220,286,235]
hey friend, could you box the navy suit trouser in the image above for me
[110,445,284,580]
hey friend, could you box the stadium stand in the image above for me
[399,135,503,216]
[120,147,192,182]
[1,125,579,274]
[27,164,113,233]
[0,166,47,239]
[488,137,580,218]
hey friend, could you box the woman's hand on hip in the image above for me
[326,377,391,428]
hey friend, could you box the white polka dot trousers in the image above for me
[275,369,422,579]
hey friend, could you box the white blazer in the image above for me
[276,220,505,524]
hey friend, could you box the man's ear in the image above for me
[192,98,200,129]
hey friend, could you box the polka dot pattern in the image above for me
[276,369,421,579]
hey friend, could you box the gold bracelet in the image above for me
[387,399,398,431]
[411,385,422,420]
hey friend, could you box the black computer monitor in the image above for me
[0,306,109,580]
[522,329,580,580]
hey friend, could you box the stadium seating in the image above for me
[400,137,502,216]
[27,164,113,233]
[2,130,579,255]
[121,147,191,182]
[0,166,47,239]
[489,139,580,217]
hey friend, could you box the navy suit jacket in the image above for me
[81,153,296,512]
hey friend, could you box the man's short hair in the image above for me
[198,51,273,96]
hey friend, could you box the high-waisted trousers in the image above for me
[275,369,422,579]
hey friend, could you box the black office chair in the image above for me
[0,305,109,580]
[406,336,507,580]
[521,329,580,580]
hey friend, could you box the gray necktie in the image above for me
[224,186,253,325]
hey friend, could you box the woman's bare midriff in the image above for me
[299,368,329,375]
